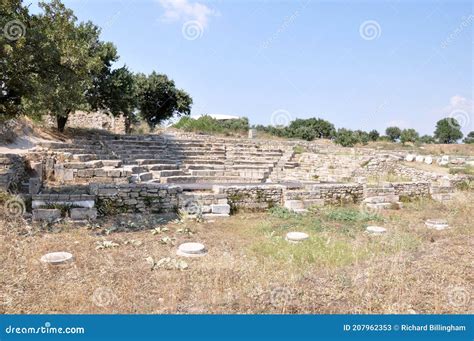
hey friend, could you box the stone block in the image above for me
[211,204,231,215]
[284,200,304,211]
[29,178,42,195]
[33,209,61,222]
[70,208,97,221]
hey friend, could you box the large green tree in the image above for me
[286,118,335,140]
[135,72,192,128]
[434,118,463,144]
[0,0,38,117]
[385,126,401,142]
[23,0,119,132]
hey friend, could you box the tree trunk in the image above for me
[56,111,70,132]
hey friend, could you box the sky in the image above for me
[30,0,473,135]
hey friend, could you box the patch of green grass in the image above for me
[325,207,383,222]
[268,206,302,220]
[449,166,474,176]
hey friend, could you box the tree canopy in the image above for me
[385,126,402,142]
[1,0,192,131]
[434,118,463,144]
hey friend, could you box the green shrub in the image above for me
[174,115,248,134]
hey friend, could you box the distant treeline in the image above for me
[174,116,473,146]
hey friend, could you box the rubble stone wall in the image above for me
[43,111,126,134]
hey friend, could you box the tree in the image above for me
[334,128,359,147]
[22,0,115,132]
[385,126,401,142]
[368,129,380,141]
[434,118,463,144]
[463,131,474,144]
[136,72,192,128]
[87,65,137,132]
[420,135,435,144]
[354,130,369,145]
[0,0,38,117]
[400,128,419,144]
[286,118,335,140]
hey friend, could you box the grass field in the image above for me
[0,192,472,314]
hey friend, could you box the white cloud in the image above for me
[157,0,218,28]
[446,95,473,114]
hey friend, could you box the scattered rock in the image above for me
[96,240,120,250]
[176,242,207,257]
[40,252,74,265]
[425,219,449,230]
[285,232,309,243]
[366,226,387,235]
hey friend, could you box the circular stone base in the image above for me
[40,252,74,265]
[176,242,207,257]
[285,232,309,243]
[425,219,449,230]
[366,226,387,234]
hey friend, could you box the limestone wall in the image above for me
[391,182,431,197]
[43,111,126,134]
[92,183,182,214]
[213,184,285,211]
[289,183,365,205]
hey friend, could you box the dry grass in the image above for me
[0,193,473,314]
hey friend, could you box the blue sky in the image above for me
[30,0,473,135]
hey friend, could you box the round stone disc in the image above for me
[285,232,309,242]
[40,252,74,265]
[366,226,387,234]
[425,219,449,230]
[177,242,207,257]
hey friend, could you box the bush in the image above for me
[334,128,359,147]
[174,116,249,134]
[420,135,435,144]
[368,129,379,141]
[400,128,419,144]
[463,131,474,144]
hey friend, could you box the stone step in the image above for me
[145,164,180,171]
[136,159,181,165]
[160,176,263,184]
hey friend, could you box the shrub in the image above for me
[463,131,474,144]
[420,135,435,144]
[334,128,359,147]
[368,129,380,141]
[400,128,419,144]
[174,115,249,134]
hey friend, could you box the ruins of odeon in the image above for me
[0,130,471,221]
